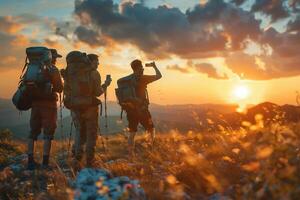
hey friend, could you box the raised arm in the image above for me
[142,62,162,84]
[153,62,162,80]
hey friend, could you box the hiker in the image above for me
[27,48,63,170]
[61,52,111,167]
[115,59,162,154]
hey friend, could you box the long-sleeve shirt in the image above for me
[90,70,104,97]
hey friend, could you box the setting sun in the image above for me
[233,85,250,100]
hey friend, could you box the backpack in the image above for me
[12,46,52,111]
[115,74,149,113]
[62,51,98,109]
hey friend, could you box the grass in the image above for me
[1,118,300,199]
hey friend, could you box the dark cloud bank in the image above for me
[1,0,299,79]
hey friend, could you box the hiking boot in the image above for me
[41,164,54,171]
[86,156,96,168]
[27,160,39,171]
[71,158,82,173]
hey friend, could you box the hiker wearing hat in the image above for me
[115,59,162,155]
[61,52,111,168]
[27,48,63,170]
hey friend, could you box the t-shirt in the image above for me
[135,75,160,102]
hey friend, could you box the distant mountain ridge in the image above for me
[0,98,299,139]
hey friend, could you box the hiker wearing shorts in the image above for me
[27,49,63,170]
[116,59,162,154]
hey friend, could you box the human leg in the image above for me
[71,110,85,160]
[27,106,41,170]
[140,109,155,147]
[41,107,57,167]
[84,106,98,167]
[126,109,139,154]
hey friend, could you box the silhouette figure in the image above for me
[116,59,162,154]
[61,52,111,167]
[27,48,63,170]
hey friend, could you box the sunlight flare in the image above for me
[233,85,250,100]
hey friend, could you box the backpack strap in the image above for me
[19,56,28,80]
[120,108,124,120]
[99,101,103,116]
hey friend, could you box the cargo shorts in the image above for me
[29,105,57,140]
[126,108,154,132]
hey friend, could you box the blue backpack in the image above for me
[12,47,53,110]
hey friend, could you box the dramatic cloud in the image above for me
[73,0,263,58]
[0,15,47,71]
[225,52,272,80]
[0,16,23,34]
[231,0,247,6]
[194,63,228,80]
[55,0,300,80]
[251,0,289,22]
[0,32,31,71]
[167,61,228,80]
[166,64,190,73]
[74,26,106,47]
[225,27,300,80]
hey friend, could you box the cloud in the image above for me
[73,0,263,59]
[166,64,190,73]
[225,30,300,80]
[194,63,229,80]
[55,21,77,40]
[167,61,228,80]
[225,52,272,80]
[74,26,106,47]
[251,0,289,22]
[0,16,23,34]
[0,15,41,71]
[0,32,32,71]
[287,15,300,32]
[50,0,300,80]
[230,0,247,6]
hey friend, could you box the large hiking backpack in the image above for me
[12,46,52,110]
[115,74,149,112]
[62,51,97,109]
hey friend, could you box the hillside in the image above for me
[1,119,300,199]
[1,99,300,139]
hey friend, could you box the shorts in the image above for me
[29,105,57,140]
[126,108,154,132]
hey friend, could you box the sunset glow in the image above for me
[233,85,250,100]
[0,0,300,106]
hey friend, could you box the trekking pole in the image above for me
[67,120,73,158]
[59,93,65,152]
[102,93,108,153]
[104,88,108,130]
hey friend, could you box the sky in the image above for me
[0,0,300,107]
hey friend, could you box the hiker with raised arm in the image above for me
[115,59,162,155]
[61,52,111,168]
[21,48,63,170]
